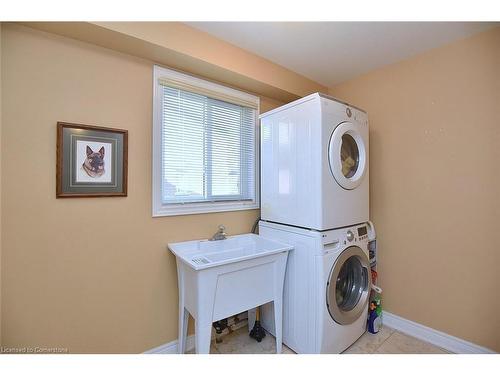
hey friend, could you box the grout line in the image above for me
[390,330,450,353]
[376,328,450,354]
[371,327,397,353]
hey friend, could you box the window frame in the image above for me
[152,65,260,217]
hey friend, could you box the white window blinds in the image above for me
[160,85,257,206]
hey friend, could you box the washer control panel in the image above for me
[357,225,368,241]
[321,223,370,246]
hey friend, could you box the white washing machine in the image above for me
[259,220,373,354]
[260,92,369,230]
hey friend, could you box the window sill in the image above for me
[152,201,260,217]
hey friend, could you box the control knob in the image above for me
[346,230,354,242]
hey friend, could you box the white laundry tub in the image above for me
[168,233,292,354]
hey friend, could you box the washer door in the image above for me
[326,246,370,325]
[328,122,367,190]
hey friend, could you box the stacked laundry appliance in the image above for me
[258,92,374,353]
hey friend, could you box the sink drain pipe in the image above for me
[212,318,229,343]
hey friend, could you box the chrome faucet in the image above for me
[210,225,227,241]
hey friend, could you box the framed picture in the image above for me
[56,122,128,197]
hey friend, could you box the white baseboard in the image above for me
[144,334,196,354]
[383,311,496,354]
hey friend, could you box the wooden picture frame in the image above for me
[56,122,128,198]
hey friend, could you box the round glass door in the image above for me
[327,246,370,325]
[328,122,367,190]
[340,134,359,178]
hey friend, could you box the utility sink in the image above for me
[168,233,293,354]
[169,233,292,270]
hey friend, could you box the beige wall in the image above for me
[1,24,284,353]
[330,27,500,351]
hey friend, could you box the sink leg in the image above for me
[178,307,189,354]
[274,299,283,354]
[195,319,212,354]
[177,261,189,354]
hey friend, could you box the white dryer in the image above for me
[260,93,369,230]
[259,220,372,354]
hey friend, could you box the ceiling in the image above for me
[187,22,497,87]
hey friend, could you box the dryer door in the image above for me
[328,122,367,190]
[326,246,370,325]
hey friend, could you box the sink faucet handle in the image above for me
[209,225,227,241]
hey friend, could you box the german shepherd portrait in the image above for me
[82,145,105,178]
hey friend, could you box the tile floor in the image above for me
[188,325,449,354]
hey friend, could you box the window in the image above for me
[152,65,260,216]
